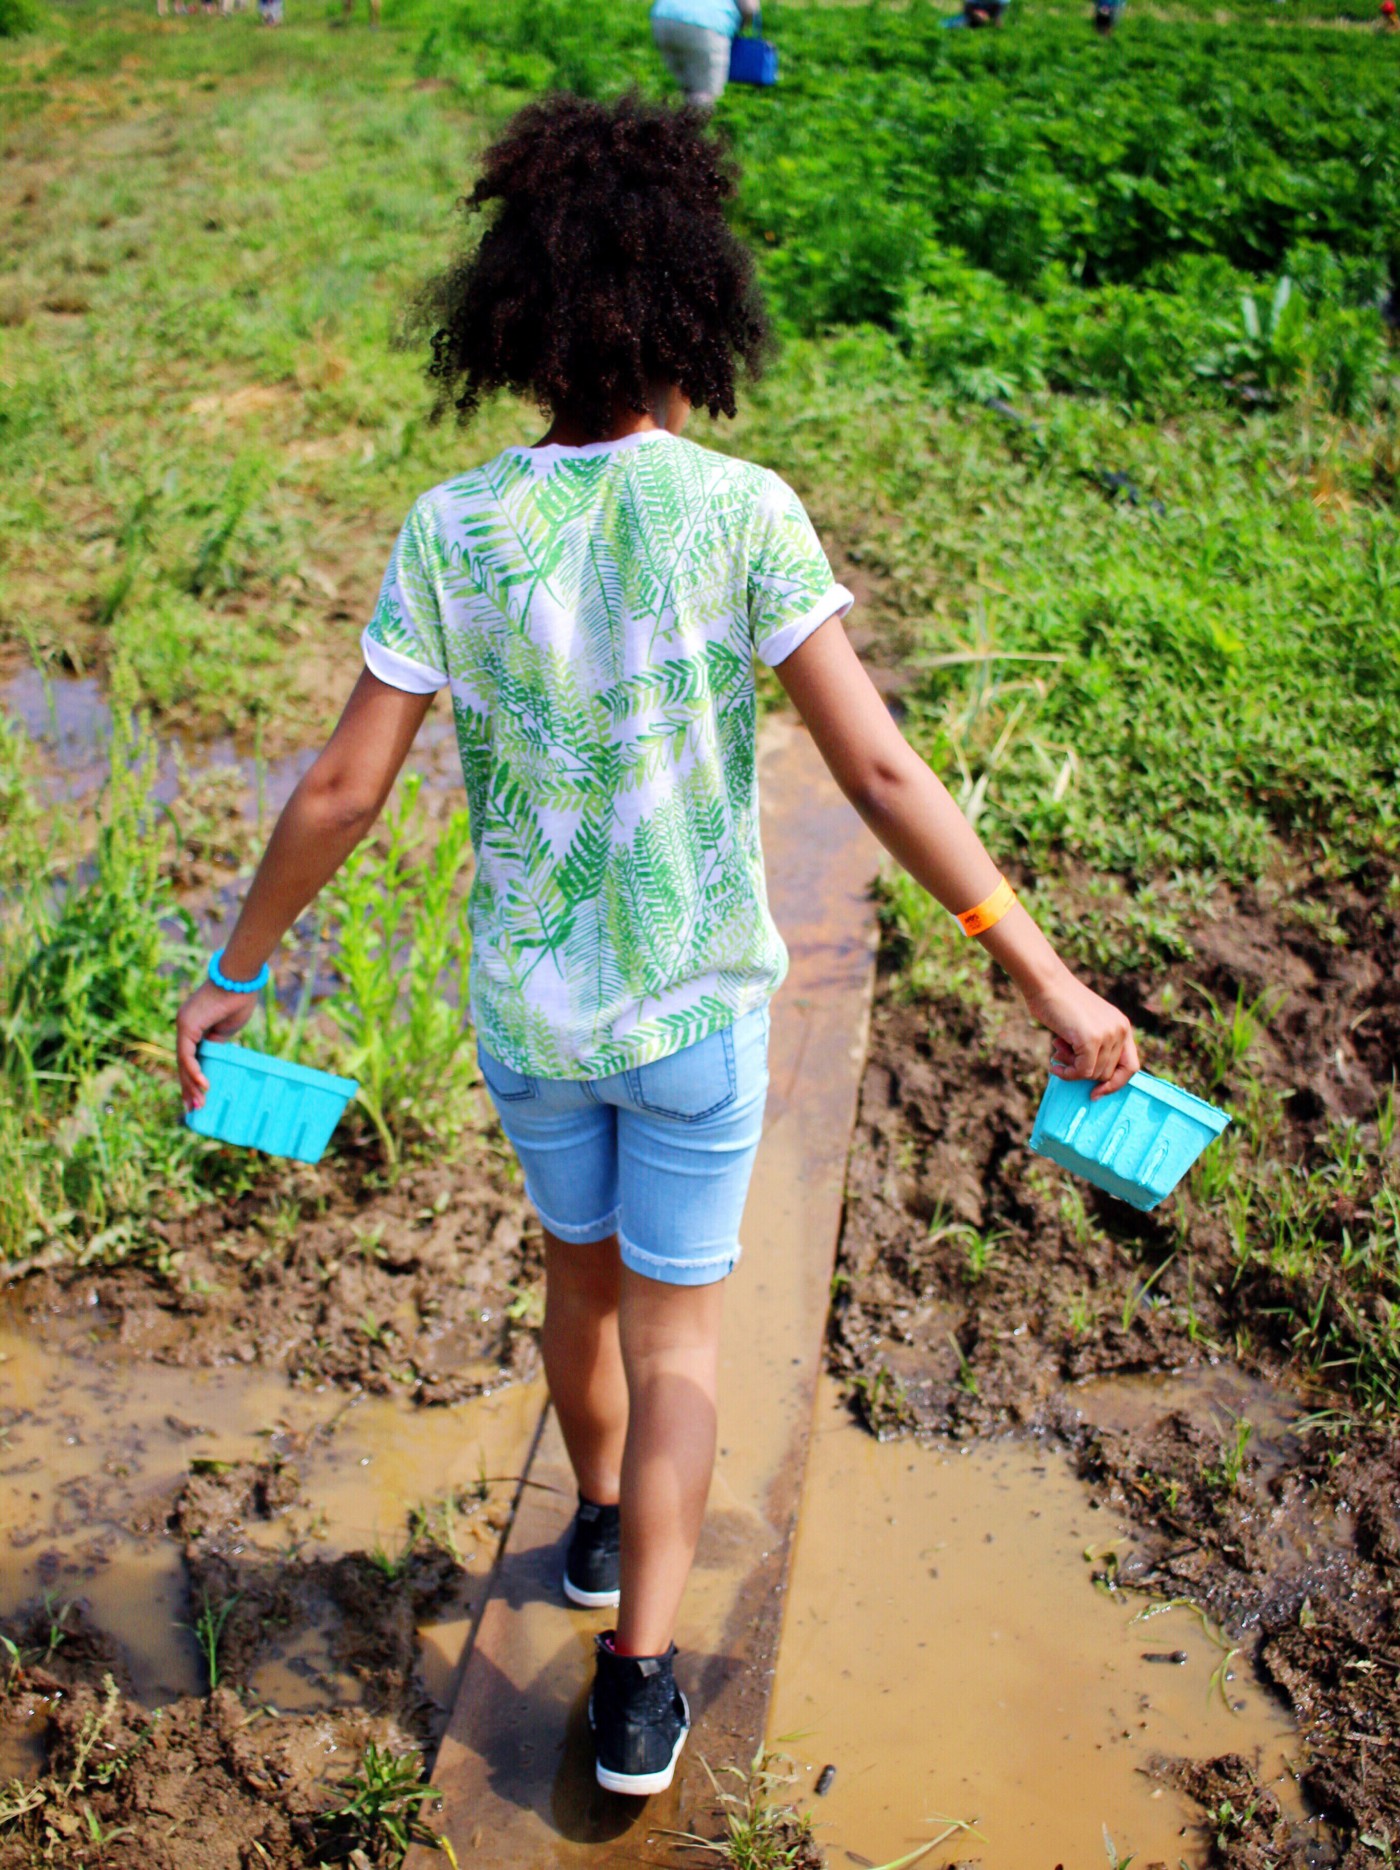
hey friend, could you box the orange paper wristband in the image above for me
[956,876,1017,938]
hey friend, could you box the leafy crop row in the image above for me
[411,0,1398,417]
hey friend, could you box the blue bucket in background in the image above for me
[186,1041,359,1165]
[729,9,778,84]
[1029,1070,1229,1211]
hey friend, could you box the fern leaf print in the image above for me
[362,429,853,1077]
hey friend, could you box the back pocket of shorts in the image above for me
[478,1046,539,1104]
[627,1025,736,1122]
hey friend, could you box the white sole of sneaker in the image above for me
[593,1691,690,1797]
[563,1574,621,1608]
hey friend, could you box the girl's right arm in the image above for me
[175,670,433,1111]
[776,613,1141,1098]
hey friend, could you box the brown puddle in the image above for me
[0,1303,544,1722]
[767,1375,1313,1870]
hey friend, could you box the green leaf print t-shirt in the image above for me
[362,428,853,1080]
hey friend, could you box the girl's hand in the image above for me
[171,671,433,1114]
[1020,971,1140,1099]
[176,981,258,1112]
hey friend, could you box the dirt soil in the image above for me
[833,869,1400,1865]
[8,1115,541,1406]
[3,804,1397,1863]
[0,1451,508,1868]
[0,1120,535,1865]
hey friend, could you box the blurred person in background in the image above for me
[1092,0,1124,31]
[943,0,1008,27]
[651,0,759,107]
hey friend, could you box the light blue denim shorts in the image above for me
[477,1005,771,1287]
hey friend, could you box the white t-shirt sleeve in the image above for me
[361,498,451,694]
[747,473,853,668]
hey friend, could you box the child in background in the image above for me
[650,0,759,106]
[176,93,1138,1797]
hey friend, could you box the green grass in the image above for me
[326,773,477,1161]
[0,664,251,1261]
[0,667,474,1262]
[179,1586,239,1693]
[728,333,1399,886]
[314,1740,454,1866]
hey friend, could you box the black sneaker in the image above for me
[588,1631,691,1795]
[563,1494,621,1608]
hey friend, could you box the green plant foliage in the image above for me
[326,773,476,1161]
[730,333,1400,886]
[726,3,1398,421]
[315,1741,449,1863]
[0,672,246,1262]
[0,0,44,38]
[3,678,198,1088]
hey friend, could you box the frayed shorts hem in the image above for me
[529,1189,621,1246]
[619,1230,742,1287]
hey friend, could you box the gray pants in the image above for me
[651,18,731,106]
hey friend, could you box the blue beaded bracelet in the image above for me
[209,948,271,995]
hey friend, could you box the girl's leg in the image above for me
[541,1227,627,1507]
[614,1266,725,1656]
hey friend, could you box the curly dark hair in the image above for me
[410,91,772,437]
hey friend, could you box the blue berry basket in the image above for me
[1029,1069,1229,1211]
[186,1041,359,1165]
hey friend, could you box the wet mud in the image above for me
[0,1672,416,1869]
[10,1137,540,1405]
[832,875,1400,1862]
[0,1303,544,1868]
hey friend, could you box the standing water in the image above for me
[767,1377,1312,1870]
[0,1300,543,1740]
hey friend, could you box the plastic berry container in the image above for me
[185,1041,359,1165]
[1028,1069,1230,1211]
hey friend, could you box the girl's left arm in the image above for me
[175,670,434,1110]
[776,613,1141,1098]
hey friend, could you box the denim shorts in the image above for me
[476,1005,771,1287]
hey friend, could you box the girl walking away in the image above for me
[176,94,1139,1798]
[650,0,758,106]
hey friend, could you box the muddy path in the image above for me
[834,870,1400,1862]
[0,1272,542,1869]
[2,660,1396,1864]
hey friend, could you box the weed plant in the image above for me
[326,773,476,1162]
[662,1749,826,1870]
[0,668,228,1261]
[0,1676,158,1864]
[1233,1101,1400,1414]
[314,1741,456,1866]
[0,674,472,1263]
[179,1587,239,1693]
